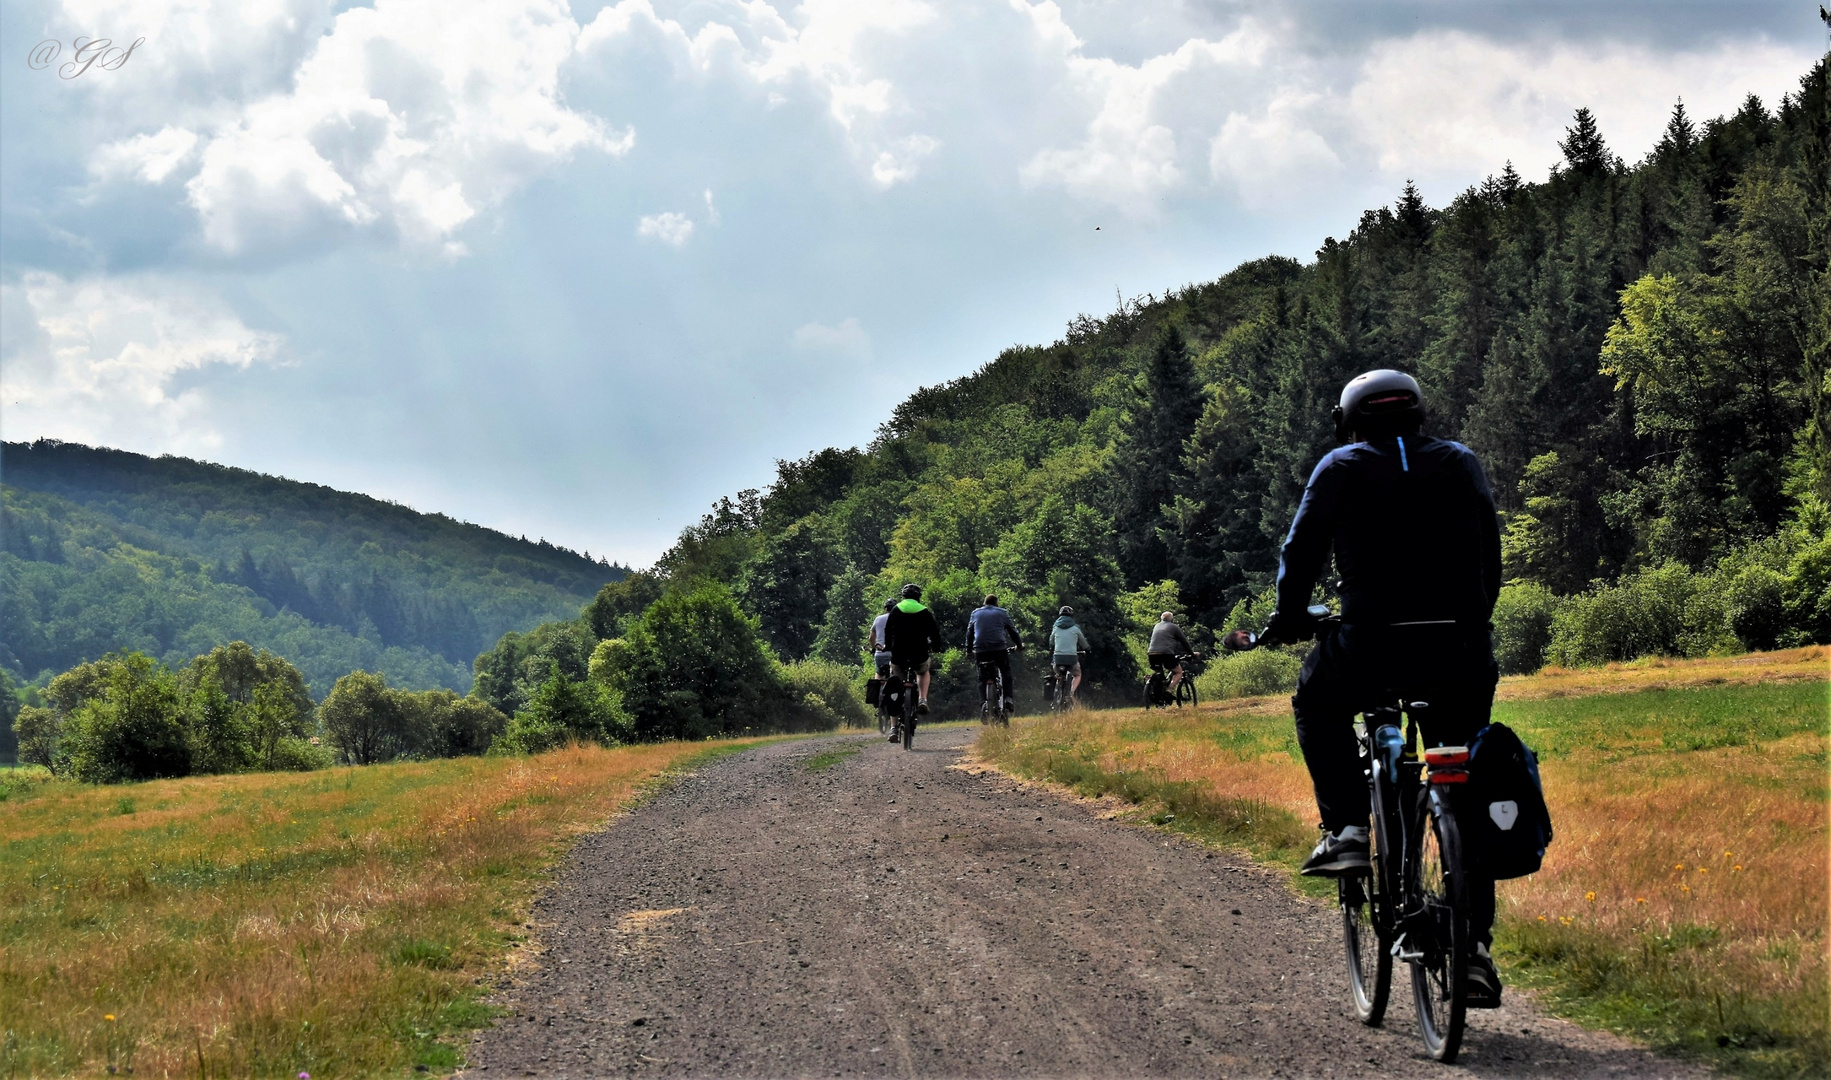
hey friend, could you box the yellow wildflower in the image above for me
[1584,891,1597,902]
[1635,897,1648,904]
[105,1014,116,1022]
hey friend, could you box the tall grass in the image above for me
[974,649,1829,1078]
[0,739,761,1077]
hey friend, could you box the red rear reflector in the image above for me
[1424,746,1469,766]
[1429,768,1469,784]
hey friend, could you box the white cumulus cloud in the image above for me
[790,317,871,360]
[577,0,942,188]
[0,272,282,453]
[87,0,631,258]
[636,211,695,246]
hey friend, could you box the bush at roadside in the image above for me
[1195,647,1305,700]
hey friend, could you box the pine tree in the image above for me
[1107,326,1202,586]
[1559,107,1614,177]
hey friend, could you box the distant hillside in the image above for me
[0,440,627,695]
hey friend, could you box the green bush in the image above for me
[1493,582,1562,674]
[1546,563,1736,667]
[13,706,63,770]
[495,666,630,754]
[1196,647,1304,700]
[321,671,409,764]
[778,659,869,727]
[62,653,191,783]
[598,584,809,740]
[266,736,335,771]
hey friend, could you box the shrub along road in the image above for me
[467,727,1701,1078]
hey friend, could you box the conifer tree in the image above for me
[1107,326,1202,586]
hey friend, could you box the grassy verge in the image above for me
[0,739,771,1078]
[974,649,1829,1078]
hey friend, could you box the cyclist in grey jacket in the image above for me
[1048,607,1091,701]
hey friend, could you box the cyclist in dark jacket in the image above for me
[1268,368,1504,1000]
[883,583,947,715]
[1146,612,1193,693]
[965,594,1021,711]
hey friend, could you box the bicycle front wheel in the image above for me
[1411,794,1470,1062]
[1340,873,1390,1025]
[1175,678,1198,708]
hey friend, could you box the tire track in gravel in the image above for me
[465,726,1702,1078]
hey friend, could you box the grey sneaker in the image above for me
[1466,943,1502,1007]
[1300,829,1370,877]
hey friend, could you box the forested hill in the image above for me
[1,440,627,694]
[548,57,1827,709]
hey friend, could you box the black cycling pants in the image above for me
[974,650,1014,702]
[1291,623,1500,943]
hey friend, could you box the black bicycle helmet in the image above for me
[901,583,923,600]
[1058,605,1074,616]
[1333,369,1424,441]
[883,598,897,613]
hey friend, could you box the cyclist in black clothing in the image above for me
[883,583,947,716]
[1268,369,1504,1000]
[965,594,1021,711]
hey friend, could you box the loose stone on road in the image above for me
[467,726,1700,1078]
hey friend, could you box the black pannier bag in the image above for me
[1464,721,1554,880]
[865,678,883,706]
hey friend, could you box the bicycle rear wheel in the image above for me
[1411,795,1470,1061]
[901,695,917,750]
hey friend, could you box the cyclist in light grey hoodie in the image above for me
[1048,606,1091,701]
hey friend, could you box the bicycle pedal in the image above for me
[1465,990,1504,1010]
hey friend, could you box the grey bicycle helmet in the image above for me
[1333,369,1424,441]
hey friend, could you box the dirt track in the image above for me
[466,726,1700,1078]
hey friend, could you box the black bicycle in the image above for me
[1227,607,1476,1062]
[873,666,895,736]
[1045,655,1083,712]
[1143,652,1201,709]
[884,665,919,750]
[976,647,1018,726]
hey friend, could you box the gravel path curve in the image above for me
[465,726,1700,1078]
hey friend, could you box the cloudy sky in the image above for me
[1,0,1822,565]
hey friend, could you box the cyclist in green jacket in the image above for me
[883,584,947,717]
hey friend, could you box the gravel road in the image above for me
[466,726,1699,1078]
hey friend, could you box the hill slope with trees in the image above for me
[1,440,627,696]
[505,56,1829,720]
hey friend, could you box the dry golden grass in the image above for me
[980,648,1829,1076]
[0,740,763,1078]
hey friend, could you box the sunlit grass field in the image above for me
[0,739,768,1078]
[976,647,1830,1078]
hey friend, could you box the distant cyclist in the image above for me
[964,593,1022,712]
[1147,611,1193,694]
[1269,368,1504,1001]
[866,598,896,677]
[1048,606,1091,703]
[883,583,947,725]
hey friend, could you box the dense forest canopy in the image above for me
[517,58,1828,713]
[1,441,628,695]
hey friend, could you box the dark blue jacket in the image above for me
[965,605,1020,652]
[1275,435,1501,628]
